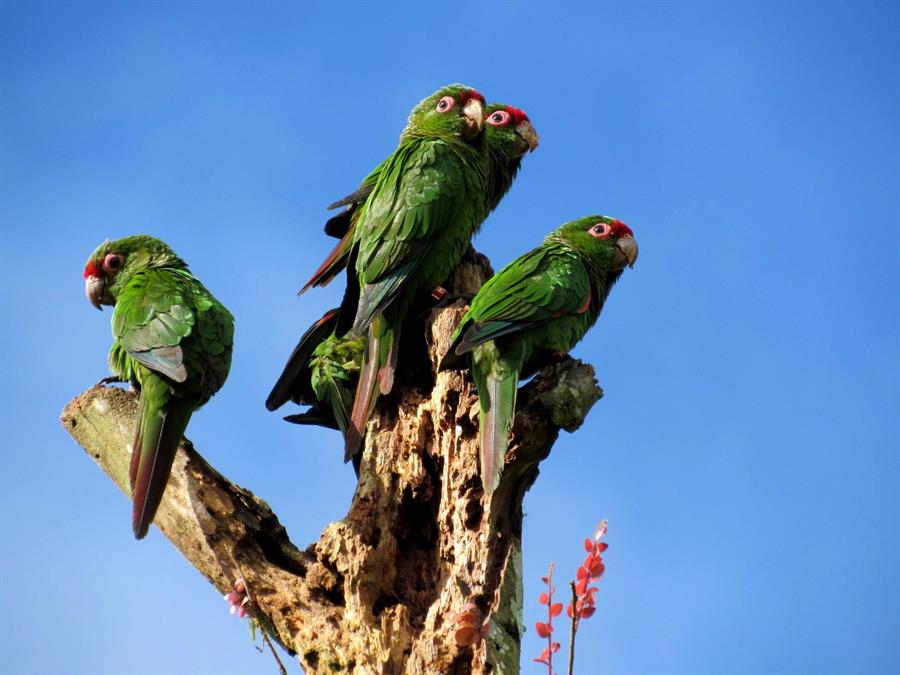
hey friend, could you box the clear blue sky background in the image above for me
[1,1,897,673]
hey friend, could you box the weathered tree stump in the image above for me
[60,252,602,674]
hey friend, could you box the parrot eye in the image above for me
[486,110,511,126]
[436,95,456,113]
[589,223,612,239]
[103,253,124,273]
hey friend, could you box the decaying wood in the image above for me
[60,252,603,675]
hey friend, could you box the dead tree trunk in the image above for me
[60,252,602,674]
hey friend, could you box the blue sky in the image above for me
[1,1,898,673]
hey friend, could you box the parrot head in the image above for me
[83,235,186,310]
[555,215,639,272]
[404,84,486,142]
[484,103,539,159]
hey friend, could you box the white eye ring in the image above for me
[589,223,612,238]
[436,95,456,113]
[487,110,511,126]
[103,253,124,273]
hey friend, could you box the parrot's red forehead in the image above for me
[83,260,101,279]
[610,219,633,238]
[461,89,485,104]
[504,106,529,125]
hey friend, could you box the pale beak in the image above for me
[516,120,540,153]
[461,98,485,140]
[85,275,106,310]
[615,237,639,269]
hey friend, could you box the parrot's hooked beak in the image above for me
[516,120,540,152]
[461,98,485,140]
[615,237,639,269]
[85,274,107,310]
[514,120,540,157]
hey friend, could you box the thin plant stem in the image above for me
[260,629,288,675]
[546,563,555,675]
[567,580,579,675]
[232,558,288,675]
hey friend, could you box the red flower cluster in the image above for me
[568,519,608,623]
[533,563,562,669]
[533,520,610,675]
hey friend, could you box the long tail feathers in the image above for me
[265,308,339,412]
[345,313,401,462]
[344,331,381,463]
[478,367,518,496]
[335,248,360,337]
[330,381,354,437]
[283,408,340,430]
[129,412,143,492]
[131,393,193,539]
[378,325,400,395]
[300,231,354,294]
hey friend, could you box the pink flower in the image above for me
[224,577,250,619]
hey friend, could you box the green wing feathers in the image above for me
[112,268,233,539]
[344,136,488,450]
[442,234,617,495]
[446,246,592,361]
[351,142,468,332]
[112,272,195,382]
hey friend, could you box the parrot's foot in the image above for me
[97,375,141,393]
[97,375,123,387]
[430,286,474,308]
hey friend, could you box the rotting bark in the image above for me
[60,251,603,675]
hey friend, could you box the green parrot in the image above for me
[482,103,539,213]
[424,102,539,307]
[440,216,638,495]
[83,235,233,539]
[319,103,537,245]
[301,83,494,460]
[306,101,537,332]
[265,307,364,438]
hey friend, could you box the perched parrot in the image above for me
[318,104,537,244]
[440,216,638,495]
[265,307,364,437]
[300,83,495,460]
[83,235,233,539]
[482,103,539,213]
